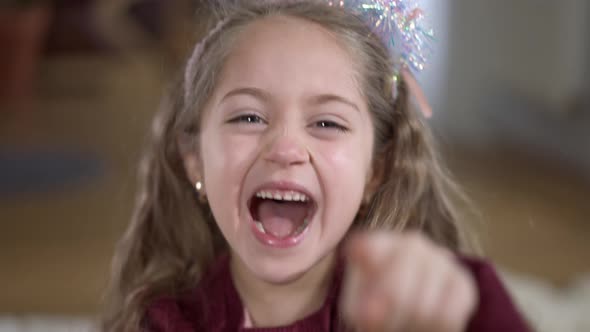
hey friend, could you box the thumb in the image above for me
[345,231,400,277]
[345,233,378,277]
[342,232,399,330]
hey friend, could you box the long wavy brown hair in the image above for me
[101,1,472,331]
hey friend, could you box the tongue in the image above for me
[258,200,308,238]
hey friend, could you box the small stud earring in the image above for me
[194,180,207,204]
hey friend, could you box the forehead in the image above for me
[215,15,364,102]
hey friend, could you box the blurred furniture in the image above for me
[0,2,52,110]
[45,0,112,55]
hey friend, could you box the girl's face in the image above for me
[194,16,375,282]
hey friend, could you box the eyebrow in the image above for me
[220,87,360,112]
[221,87,271,103]
[309,94,360,112]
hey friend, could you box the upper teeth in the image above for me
[255,190,309,202]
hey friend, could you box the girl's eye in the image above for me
[313,120,349,132]
[227,114,266,124]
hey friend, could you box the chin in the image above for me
[246,252,314,284]
[239,240,338,286]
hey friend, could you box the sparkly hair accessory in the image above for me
[327,0,434,117]
[328,0,434,73]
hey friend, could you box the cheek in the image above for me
[315,138,372,224]
[200,128,259,215]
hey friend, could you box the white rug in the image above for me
[0,317,94,332]
[500,269,590,332]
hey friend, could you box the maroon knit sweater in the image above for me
[143,254,531,332]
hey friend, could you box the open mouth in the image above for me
[248,188,316,244]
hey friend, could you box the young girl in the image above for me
[102,1,531,331]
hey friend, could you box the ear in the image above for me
[182,152,203,185]
[177,134,204,190]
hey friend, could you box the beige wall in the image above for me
[441,0,589,143]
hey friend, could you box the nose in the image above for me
[263,130,310,168]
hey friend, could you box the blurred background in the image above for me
[0,0,588,331]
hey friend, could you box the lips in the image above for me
[247,182,317,248]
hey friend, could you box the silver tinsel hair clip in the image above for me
[327,0,434,73]
[326,0,435,117]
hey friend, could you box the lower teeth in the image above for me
[254,218,310,237]
[295,218,310,234]
[255,221,266,234]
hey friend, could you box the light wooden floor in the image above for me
[1,52,589,315]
